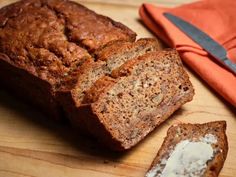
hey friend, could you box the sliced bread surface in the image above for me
[58,38,164,127]
[81,50,194,150]
[145,121,228,177]
[70,38,163,107]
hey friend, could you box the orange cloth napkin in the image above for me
[139,0,236,107]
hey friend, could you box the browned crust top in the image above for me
[0,0,136,87]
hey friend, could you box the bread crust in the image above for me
[0,53,61,119]
[83,76,116,104]
[95,38,163,61]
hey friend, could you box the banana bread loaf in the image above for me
[145,121,228,177]
[0,0,195,151]
[0,0,136,120]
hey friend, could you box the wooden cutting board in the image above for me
[0,0,235,177]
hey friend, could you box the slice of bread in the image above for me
[70,38,163,106]
[145,121,228,177]
[94,38,164,70]
[58,38,164,126]
[78,50,194,150]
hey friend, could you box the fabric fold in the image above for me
[139,0,236,107]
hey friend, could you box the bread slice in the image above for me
[145,121,228,177]
[74,50,194,150]
[0,0,136,120]
[58,38,163,122]
[94,38,164,70]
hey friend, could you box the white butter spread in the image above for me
[146,134,217,177]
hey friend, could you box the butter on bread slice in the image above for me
[145,121,228,177]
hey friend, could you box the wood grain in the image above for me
[0,0,235,177]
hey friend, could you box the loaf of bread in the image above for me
[0,0,136,120]
[0,0,195,150]
[145,121,228,177]
[71,50,194,150]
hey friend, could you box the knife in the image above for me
[163,12,236,75]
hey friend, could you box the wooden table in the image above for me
[0,0,235,177]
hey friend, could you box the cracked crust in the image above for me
[0,0,136,119]
[43,0,136,52]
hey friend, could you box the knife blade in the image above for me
[163,12,236,75]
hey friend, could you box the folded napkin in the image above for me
[139,0,236,107]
